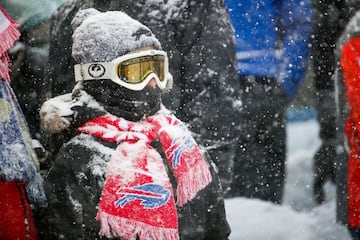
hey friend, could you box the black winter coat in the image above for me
[10,45,48,139]
[35,103,231,240]
[311,0,360,140]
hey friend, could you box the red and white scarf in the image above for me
[0,7,20,82]
[77,108,212,240]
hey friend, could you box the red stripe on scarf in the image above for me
[77,111,212,239]
[146,114,213,205]
[0,7,21,81]
[97,141,178,239]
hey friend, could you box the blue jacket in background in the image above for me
[224,0,312,98]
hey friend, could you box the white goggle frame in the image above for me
[74,50,171,91]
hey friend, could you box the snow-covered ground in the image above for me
[225,117,352,240]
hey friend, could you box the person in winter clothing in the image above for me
[0,6,46,240]
[334,9,360,240]
[35,9,230,240]
[41,0,240,194]
[224,0,313,203]
[311,0,360,205]
[2,0,65,166]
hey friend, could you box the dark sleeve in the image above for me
[203,155,231,240]
[35,140,107,239]
[311,0,345,91]
[35,142,83,239]
[45,1,80,97]
[178,153,231,240]
[166,0,240,143]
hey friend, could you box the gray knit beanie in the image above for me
[71,8,162,63]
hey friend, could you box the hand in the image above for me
[39,93,73,134]
[40,110,71,134]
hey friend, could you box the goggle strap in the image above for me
[74,62,116,82]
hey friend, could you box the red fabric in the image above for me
[345,116,360,227]
[341,37,360,227]
[342,38,360,121]
[0,180,37,240]
[77,111,212,239]
[0,6,20,81]
[97,141,178,240]
[147,114,212,205]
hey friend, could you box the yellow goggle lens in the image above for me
[118,55,165,84]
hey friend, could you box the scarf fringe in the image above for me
[24,176,47,206]
[176,159,212,206]
[0,7,20,81]
[0,56,10,81]
[0,23,20,56]
[97,211,179,240]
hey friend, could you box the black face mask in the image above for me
[83,80,162,121]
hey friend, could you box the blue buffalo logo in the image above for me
[171,135,195,168]
[114,183,170,209]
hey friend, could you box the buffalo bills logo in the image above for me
[88,63,105,78]
[114,183,170,209]
[171,136,194,168]
[169,124,195,168]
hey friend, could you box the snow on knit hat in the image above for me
[71,8,162,63]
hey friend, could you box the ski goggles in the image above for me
[74,50,171,91]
